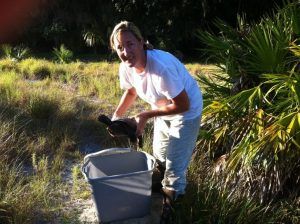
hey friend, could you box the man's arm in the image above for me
[112,87,137,120]
[135,89,190,135]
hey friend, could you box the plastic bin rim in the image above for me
[81,148,156,182]
[83,147,132,163]
[82,167,155,182]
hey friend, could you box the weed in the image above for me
[27,94,59,120]
[0,71,21,104]
[19,58,54,80]
[1,44,30,61]
[0,58,19,72]
[0,56,298,223]
[53,44,73,64]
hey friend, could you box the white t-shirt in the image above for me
[119,49,203,120]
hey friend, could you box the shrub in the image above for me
[0,44,30,61]
[196,1,300,203]
[52,44,73,64]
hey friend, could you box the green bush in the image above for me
[196,1,300,205]
[1,44,30,61]
[52,44,73,64]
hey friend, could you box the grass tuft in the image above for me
[27,94,59,120]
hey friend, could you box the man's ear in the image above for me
[140,39,145,48]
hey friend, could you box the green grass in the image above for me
[0,59,19,72]
[0,71,22,105]
[0,58,129,223]
[0,57,299,223]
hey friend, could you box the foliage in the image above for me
[0,49,299,223]
[14,0,284,57]
[197,9,295,92]
[0,58,130,222]
[0,59,19,73]
[52,44,73,64]
[82,29,105,48]
[19,58,64,80]
[0,71,21,104]
[0,44,30,61]
[196,1,300,205]
[27,94,59,120]
[0,111,61,223]
[181,152,300,223]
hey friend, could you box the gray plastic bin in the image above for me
[81,148,156,223]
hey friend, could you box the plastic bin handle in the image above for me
[83,147,132,163]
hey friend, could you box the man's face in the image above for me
[114,31,145,69]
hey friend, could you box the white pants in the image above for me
[153,115,201,196]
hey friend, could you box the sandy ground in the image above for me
[78,193,162,224]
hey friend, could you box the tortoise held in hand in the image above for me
[98,114,143,148]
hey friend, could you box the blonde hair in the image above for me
[110,21,153,51]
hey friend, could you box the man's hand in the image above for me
[134,90,190,136]
[134,112,149,137]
